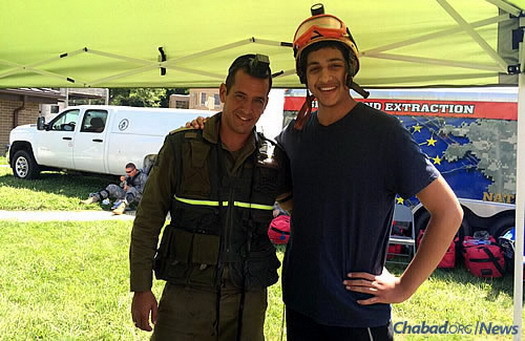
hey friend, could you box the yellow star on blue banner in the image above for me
[426,137,437,146]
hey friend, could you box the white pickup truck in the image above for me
[8,105,215,179]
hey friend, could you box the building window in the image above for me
[175,100,188,109]
[200,93,207,106]
[214,94,220,106]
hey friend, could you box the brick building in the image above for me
[188,88,223,111]
[0,88,64,154]
[0,88,109,155]
[169,94,190,109]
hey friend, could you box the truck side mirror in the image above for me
[37,116,46,130]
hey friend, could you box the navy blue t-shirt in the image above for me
[276,103,439,327]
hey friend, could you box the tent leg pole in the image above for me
[513,72,525,340]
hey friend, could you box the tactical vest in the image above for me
[154,130,281,290]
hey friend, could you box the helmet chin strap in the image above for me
[349,81,370,99]
[293,90,315,130]
[346,72,370,99]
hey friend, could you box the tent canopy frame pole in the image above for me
[437,0,508,69]
[513,14,525,340]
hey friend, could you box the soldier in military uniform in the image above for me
[129,54,291,340]
[80,162,148,214]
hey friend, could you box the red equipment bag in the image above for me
[386,244,403,260]
[462,235,505,278]
[268,215,291,245]
[417,230,457,269]
[438,237,457,269]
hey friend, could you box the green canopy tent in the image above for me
[0,0,522,88]
[1,0,524,337]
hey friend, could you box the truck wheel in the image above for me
[12,150,41,179]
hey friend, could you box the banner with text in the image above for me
[283,97,517,120]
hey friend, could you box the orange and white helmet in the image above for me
[293,4,360,86]
[291,4,368,130]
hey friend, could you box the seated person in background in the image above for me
[80,162,148,214]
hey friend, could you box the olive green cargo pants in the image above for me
[151,282,267,341]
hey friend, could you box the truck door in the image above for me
[74,109,109,173]
[35,109,80,169]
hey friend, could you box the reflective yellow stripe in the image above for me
[233,201,274,210]
[174,196,228,207]
[174,196,273,211]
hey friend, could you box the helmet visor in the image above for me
[294,14,347,50]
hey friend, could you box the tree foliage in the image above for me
[109,88,188,107]
[109,88,165,107]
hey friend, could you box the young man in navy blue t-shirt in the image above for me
[277,6,464,340]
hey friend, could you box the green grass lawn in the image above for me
[0,220,522,340]
[0,166,523,339]
[0,166,114,210]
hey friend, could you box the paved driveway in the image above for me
[0,210,136,222]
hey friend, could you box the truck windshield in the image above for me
[49,109,80,131]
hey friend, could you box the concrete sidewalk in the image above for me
[0,209,136,222]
